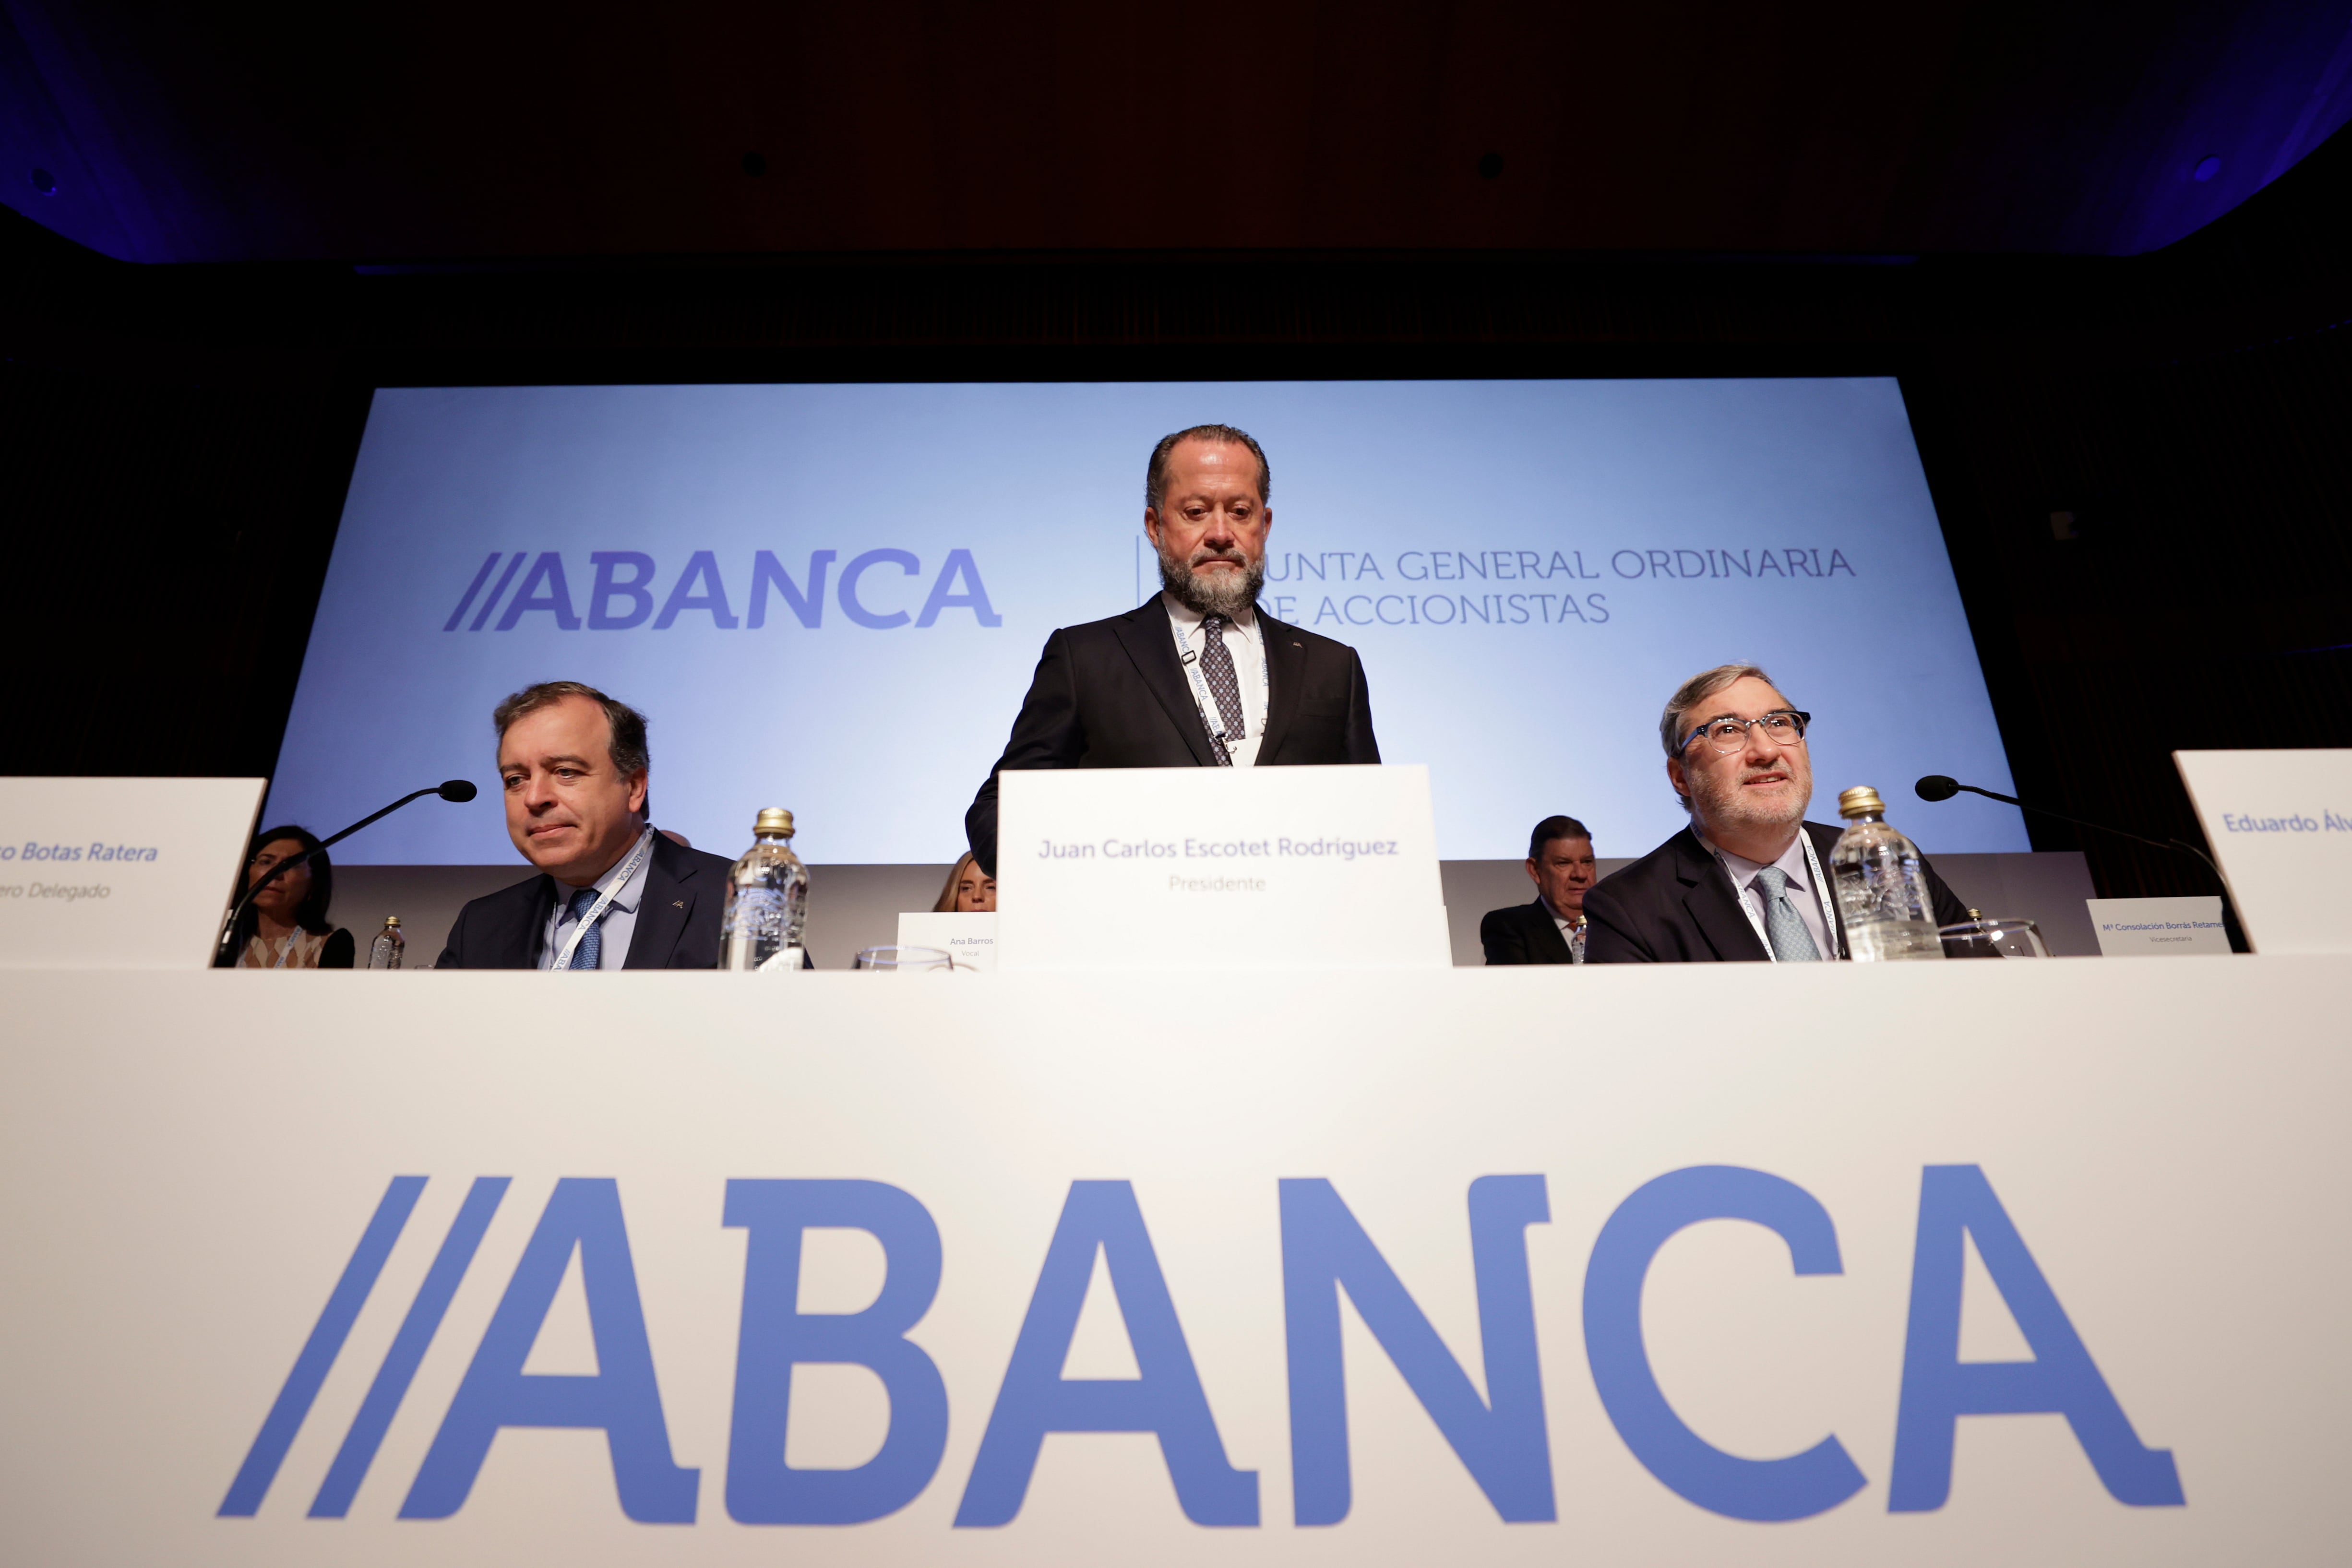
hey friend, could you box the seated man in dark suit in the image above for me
[1585,663,1969,962]
[437,680,736,969]
[1481,815,1599,964]
[965,423,1381,876]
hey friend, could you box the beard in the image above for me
[1158,544,1265,618]
[1688,759,1812,839]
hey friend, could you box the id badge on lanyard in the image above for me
[1172,615,1267,758]
[1716,833,1843,961]
[552,829,655,971]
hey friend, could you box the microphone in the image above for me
[217,781,478,961]
[1912,775,2248,952]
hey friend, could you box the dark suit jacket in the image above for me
[1583,821,1972,963]
[1481,899,1579,965]
[966,596,1381,876]
[435,831,736,970]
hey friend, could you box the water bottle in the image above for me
[1829,786,1945,961]
[368,915,406,970]
[722,808,809,971]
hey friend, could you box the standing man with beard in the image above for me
[963,423,1382,877]
[1583,663,1970,962]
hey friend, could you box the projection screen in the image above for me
[269,379,2030,864]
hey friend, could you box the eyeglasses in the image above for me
[1681,710,1811,755]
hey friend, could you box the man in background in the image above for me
[1584,663,1968,962]
[437,680,735,969]
[964,423,1380,876]
[1481,815,1600,964]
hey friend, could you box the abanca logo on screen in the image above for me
[442,550,1001,632]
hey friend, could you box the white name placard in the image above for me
[994,765,1448,971]
[2173,749,2352,954]
[897,912,999,971]
[0,777,264,968]
[2086,896,2232,957]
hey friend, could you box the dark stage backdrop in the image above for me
[4,134,2349,903]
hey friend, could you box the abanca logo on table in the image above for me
[219,1166,2182,1529]
[442,549,1002,632]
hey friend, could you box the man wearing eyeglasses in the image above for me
[1583,662,1970,962]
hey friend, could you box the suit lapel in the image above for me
[1255,608,1307,764]
[1110,597,1218,767]
[502,877,556,968]
[1529,900,1576,963]
[622,834,694,971]
[1671,828,1770,961]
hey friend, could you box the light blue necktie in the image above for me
[563,885,604,971]
[1754,866,1821,962]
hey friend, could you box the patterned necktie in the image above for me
[563,884,605,971]
[1753,866,1821,962]
[1197,614,1248,765]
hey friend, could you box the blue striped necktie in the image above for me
[564,885,604,971]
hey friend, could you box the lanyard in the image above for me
[552,828,655,971]
[1170,610,1269,760]
[271,931,300,970]
[1713,832,1843,961]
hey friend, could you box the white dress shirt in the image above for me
[1162,592,1269,768]
[538,829,654,970]
[1706,829,1837,960]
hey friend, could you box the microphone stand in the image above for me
[1927,781,2250,953]
[216,783,477,964]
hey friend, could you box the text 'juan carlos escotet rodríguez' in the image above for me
[1038,837,1400,862]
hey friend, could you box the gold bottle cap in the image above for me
[754,808,796,837]
[383,915,401,927]
[1838,785,1886,820]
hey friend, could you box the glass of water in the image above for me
[1937,917,2048,959]
[853,945,957,973]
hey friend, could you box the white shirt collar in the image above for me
[1537,891,1585,930]
[1699,827,1811,892]
[1162,590,1258,636]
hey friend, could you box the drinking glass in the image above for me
[853,945,957,973]
[1937,917,2048,959]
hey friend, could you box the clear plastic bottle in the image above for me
[1829,785,1946,962]
[722,808,809,971]
[368,915,406,969]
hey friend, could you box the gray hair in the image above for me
[1660,663,1785,809]
[493,680,650,780]
[1659,663,1787,757]
[1146,424,1271,512]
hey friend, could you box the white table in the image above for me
[0,958,2340,1565]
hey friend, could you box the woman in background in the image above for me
[217,825,356,968]
[932,850,997,913]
